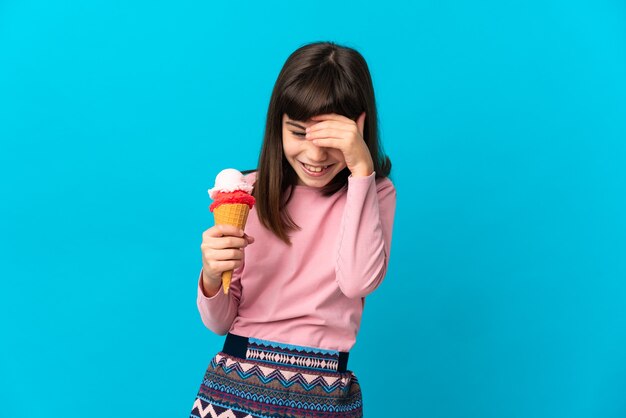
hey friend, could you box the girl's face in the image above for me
[282,113,347,187]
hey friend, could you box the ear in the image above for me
[356,111,366,137]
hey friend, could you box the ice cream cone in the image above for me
[213,203,250,229]
[208,169,255,295]
[213,203,250,294]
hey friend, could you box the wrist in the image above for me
[201,270,222,297]
[350,165,374,178]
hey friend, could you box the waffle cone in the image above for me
[213,203,250,294]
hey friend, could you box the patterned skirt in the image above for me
[190,333,363,418]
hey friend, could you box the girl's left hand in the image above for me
[305,112,375,178]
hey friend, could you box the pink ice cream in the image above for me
[208,169,255,212]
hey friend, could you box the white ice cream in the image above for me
[208,168,253,199]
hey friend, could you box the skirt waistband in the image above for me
[222,332,350,373]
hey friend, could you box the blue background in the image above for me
[1,1,625,417]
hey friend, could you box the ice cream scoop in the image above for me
[208,168,254,198]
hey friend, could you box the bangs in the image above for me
[280,63,362,122]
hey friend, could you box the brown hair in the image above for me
[244,41,392,246]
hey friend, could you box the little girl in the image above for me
[190,41,396,418]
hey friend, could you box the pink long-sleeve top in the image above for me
[196,170,397,352]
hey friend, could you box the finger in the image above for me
[305,127,352,140]
[243,233,255,244]
[208,259,242,273]
[309,113,352,123]
[203,235,248,249]
[356,112,366,137]
[209,247,244,261]
[310,137,341,150]
[203,227,244,246]
[208,224,245,237]
[306,120,354,133]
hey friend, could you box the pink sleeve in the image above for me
[334,171,397,298]
[196,260,244,335]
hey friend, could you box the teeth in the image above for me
[304,163,328,172]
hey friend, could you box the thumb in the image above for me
[244,233,255,244]
[356,111,366,137]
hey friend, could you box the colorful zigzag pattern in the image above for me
[190,350,363,418]
[213,353,351,392]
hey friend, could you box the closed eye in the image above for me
[291,131,306,137]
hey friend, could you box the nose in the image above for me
[305,141,328,163]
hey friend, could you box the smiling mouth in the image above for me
[299,161,334,174]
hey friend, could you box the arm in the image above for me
[334,171,397,299]
[196,260,244,335]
